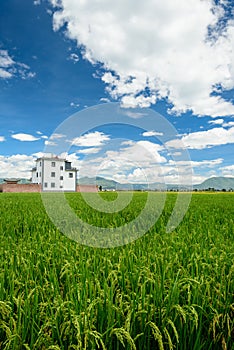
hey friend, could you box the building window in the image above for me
[39,172,41,177]
[39,161,42,166]
[60,166,63,170]
[51,182,55,188]
[51,161,56,167]
[51,172,55,177]
[60,185,63,188]
[69,172,73,178]
[44,182,48,188]
[60,176,63,180]
[36,172,38,177]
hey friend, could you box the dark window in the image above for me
[60,185,63,188]
[36,172,38,177]
[39,161,42,166]
[51,172,55,177]
[44,182,48,188]
[69,172,73,178]
[60,166,63,170]
[51,161,56,167]
[60,176,63,180]
[51,183,55,188]
[65,161,71,170]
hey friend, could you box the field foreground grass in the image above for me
[0,192,233,349]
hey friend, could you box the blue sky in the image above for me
[0,0,234,184]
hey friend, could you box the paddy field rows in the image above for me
[0,192,233,349]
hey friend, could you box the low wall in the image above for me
[0,183,98,193]
[0,184,41,193]
[76,185,98,192]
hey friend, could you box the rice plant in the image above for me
[0,192,233,349]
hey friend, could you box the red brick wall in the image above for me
[76,185,98,192]
[0,184,41,192]
[0,183,98,193]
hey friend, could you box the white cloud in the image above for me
[208,118,224,125]
[70,101,80,107]
[68,53,79,63]
[100,97,110,103]
[223,121,234,127]
[166,127,234,149]
[220,164,234,176]
[72,131,110,147]
[0,154,35,178]
[0,146,222,185]
[0,136,5,142]
[0,50,14,68]
[142,130,163,137]
[77,139,167,183]
[50,0,234,116]
[32,152,45,158]
[45,140,57,146]
[11,133,40,142]
[0,50,14,78]
[122,110,147,119]
[50,133,66,140]
[0,50,35,80]
[0,68,12,79]
[78,147,101,154]
[169,158,223,168]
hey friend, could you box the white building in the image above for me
[31,155,77,192]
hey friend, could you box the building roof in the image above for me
[36,156,66,162]
[4,178,20,184]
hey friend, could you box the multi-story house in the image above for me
[31,155,77,191]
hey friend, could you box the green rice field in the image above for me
[0,192,233,349]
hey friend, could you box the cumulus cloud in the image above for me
[77,139,168,183]
[72,131,110,147]
[223,121,234,127]
[166,126,234,149]
[208,118,224,125]
[0,154,35,178]
[11,133,40,142]
[0,136,5,142]
[50,0,234,116]
[0,144,223,184]
[77,150,207,185]
[220,164,234,176]
[0,50,35,80]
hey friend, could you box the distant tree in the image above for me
[99,185,102,192]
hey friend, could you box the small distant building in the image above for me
[31,155,77,192]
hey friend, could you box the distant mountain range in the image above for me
[193,177,234,191]
[78,176,234,191]
[1,176,234,191]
